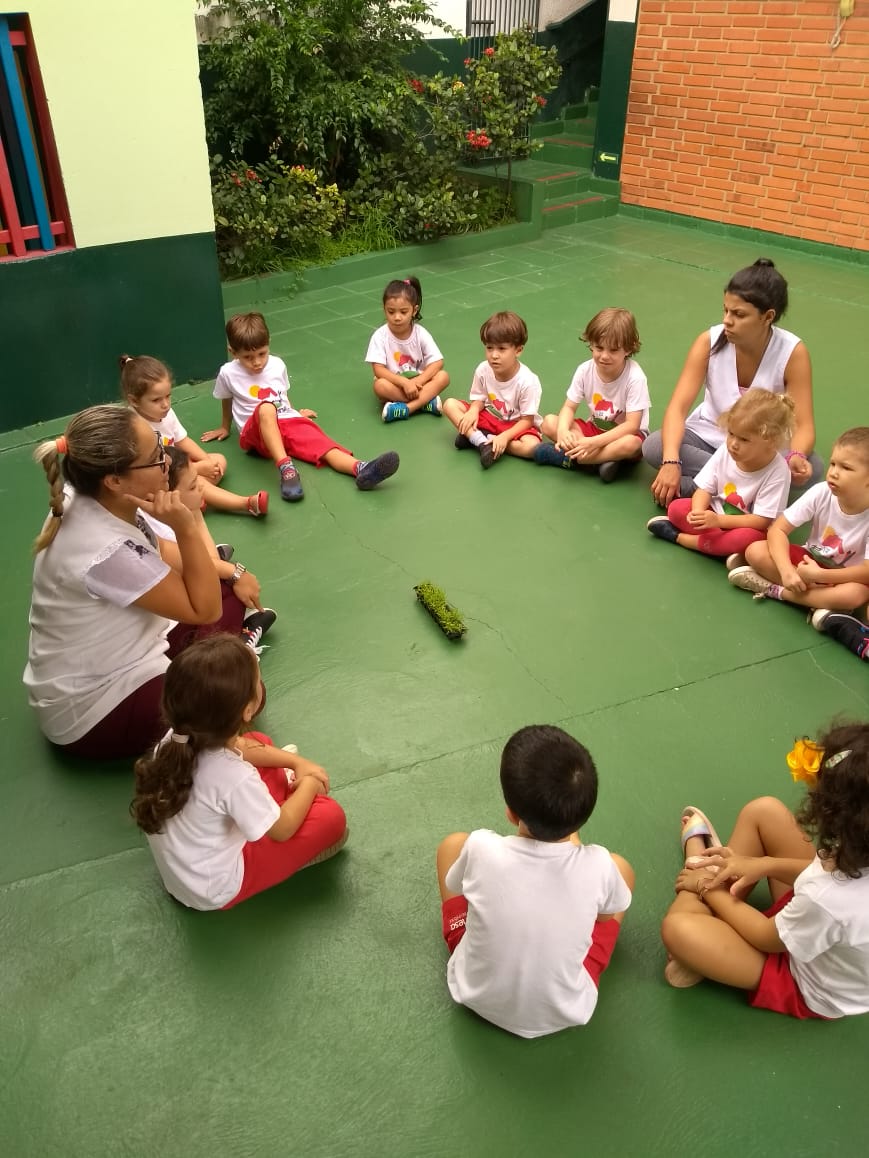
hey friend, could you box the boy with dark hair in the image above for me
[436,725,633,1038]
[202,312,399,501]
[442,311,542,469]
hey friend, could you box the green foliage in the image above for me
[211,157,345,278]
[201,0,453,184]
[414,582,467,640]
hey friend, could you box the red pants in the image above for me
[240,403,349,465]
[223,731,347,908]
[59,582,247,761]
[457,400,542,442]
[667,498,767,558]
[748,890,827,1019]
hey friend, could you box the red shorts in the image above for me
[572,418,646,444]
[239,403,350,465]
[441,896,621,986]
[748,890,827,1019]
[458,400,541,442]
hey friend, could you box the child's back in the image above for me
[446,829,630,1037]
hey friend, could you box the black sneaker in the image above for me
[279,462,304,502]
[241,608,277,651]
[811,610,869,661]
[216,544,234,562]
[646,516,680,544]
[454,434,473,450]
[479,442,496,470]
[598,460,621,484]
[355,451,400,490]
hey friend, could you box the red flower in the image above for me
[230,172,242,187]
[407,76,425,94]
[536,96,546,107]
[463,57,473,66]
[484,47,494,56]
[245,168,258,180]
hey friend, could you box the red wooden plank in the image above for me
[9,30,26,47]
[0,139,25,256]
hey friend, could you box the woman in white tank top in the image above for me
[644,259,821,507]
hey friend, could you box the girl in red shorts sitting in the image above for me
[660,722,869,1019]
[132,633,347,911]
[443,311,542,470]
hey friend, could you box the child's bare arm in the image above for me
[580,409,644,450]
[457,399,484,436]
[176,436,206,463]
[555,399,579,447]
[490,416,534,459]
[202,399,232,442]
[267,777,326,842]
[413,358,445,387]
[700,889,786,953]
[768,516,802,586]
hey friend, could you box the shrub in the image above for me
[211,157,345,277]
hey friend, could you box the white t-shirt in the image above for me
[784,482,869,569]
[146,743,281,910]
[24,493,172,744]
[686,325,802,447]
[566,358,651,433]
[775,856,869,1018]
[147,407,187,445]
[214,355,301,432]
[470,362,543,425]
[365,323,442,376]
[445,830,631,1038]
[694,444,791,518]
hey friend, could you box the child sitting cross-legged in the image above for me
[535,308,650,483]
[728,426,869,661]
[436,725,634,1038]
[646,390,794,562]
[661,724,869,1019]
[442,312,542,469]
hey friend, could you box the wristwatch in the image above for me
[229,563,247,584]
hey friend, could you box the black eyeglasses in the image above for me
[127,432,168,472]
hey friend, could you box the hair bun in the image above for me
[753,258,775,269]
[118,354,134,369]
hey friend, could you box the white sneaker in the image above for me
[728,566,773,598]
[725,552,744,571]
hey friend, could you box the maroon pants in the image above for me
[667,498,767,558]
[59,582,247,761]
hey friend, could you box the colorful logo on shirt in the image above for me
[721,482,747,515]
[159,434,174,447]
[393,352,417,371]
[484,393,508,419]
[248,385,278,402]
[808,525,849,569]
[591,393,620,430]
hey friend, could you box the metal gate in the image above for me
[465,0,541,58]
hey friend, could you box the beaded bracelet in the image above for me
[662,459,682,467]
[784,450,808,463]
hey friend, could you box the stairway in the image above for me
[461,104,620,231]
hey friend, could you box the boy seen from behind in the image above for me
[436,725,634,1038]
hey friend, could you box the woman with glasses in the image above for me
[24,405,234,760]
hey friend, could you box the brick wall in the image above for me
[621,1,869,251]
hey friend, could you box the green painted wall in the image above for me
[0,233,225,432]
[592,16,637,180]
[26,0,214,247]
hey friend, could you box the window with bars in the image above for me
[0,13,72,261]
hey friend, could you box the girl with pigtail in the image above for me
[132,634,347,910]
[24,405,247,761]
[365,276,450,422]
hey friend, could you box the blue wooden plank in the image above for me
[0,16,53,250]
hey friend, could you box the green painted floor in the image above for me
[5,216,868,1157]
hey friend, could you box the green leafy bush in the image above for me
[211,157,345,278]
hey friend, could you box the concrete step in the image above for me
[541,191,619,229]
[536,137,594,166]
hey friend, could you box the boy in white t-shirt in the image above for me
[442,312,542,470]
[202,313,400,502]
[436,725,634,1039]
[729,427,869,660]
[535,308,650,483]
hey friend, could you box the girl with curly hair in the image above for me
[660,722,869,1018]
[132,634,347,910]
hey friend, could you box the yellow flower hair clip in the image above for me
[786,738,823,785]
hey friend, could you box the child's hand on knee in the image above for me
[458,412,478,436]
[491,434,511,459]
[784,564,809,592]
[687,509,718,530]
[795,559,825,588]
[294,757,330,793]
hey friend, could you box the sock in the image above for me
[767,584,783,600]
[354,460,366,476]
[278,456,295,472]
[468,430,488,448]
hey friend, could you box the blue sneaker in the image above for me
[422,396,443,416]
[646,516,680,544]
[382,401,410,423]
[355,451,400,490]
[534,443,573,469]
[279,461,304,502]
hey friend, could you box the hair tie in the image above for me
[403,278,411,284]
[170,732,189,744]
[55,436,68,455]
[51,508,63,518]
